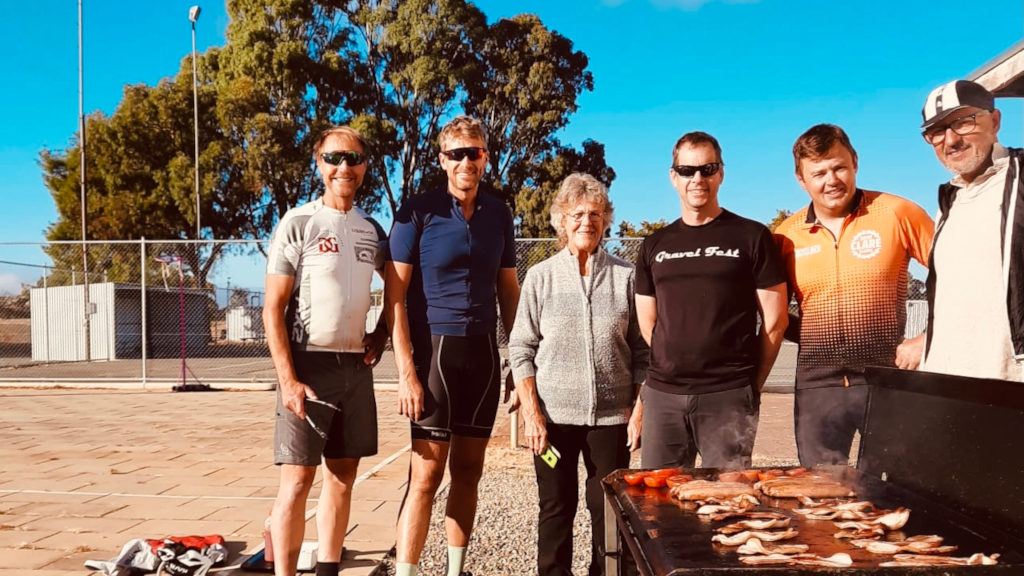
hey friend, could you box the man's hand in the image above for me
[627,396,643,452]
[895,333,926,370]
[504,371,520,412]
[280,377,317,420]
[397,374,424,421]
[362,328,389,367]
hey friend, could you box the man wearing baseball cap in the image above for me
[920,79,1024,381]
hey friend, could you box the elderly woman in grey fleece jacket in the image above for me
[509,172,649,576]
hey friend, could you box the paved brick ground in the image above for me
[0,343,801,393]
[0,377,799,575]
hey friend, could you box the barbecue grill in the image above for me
[602,367,1024,575]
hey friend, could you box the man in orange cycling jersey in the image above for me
[774,124,934,466]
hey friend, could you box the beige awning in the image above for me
[968,39,1024,98]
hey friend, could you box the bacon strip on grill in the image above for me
[879,553,1000,567]
[834,527,885,540]
[736,537,809,556]
[791,553,854,568]
[711,528,799,546]
[794,499,878,520]
[738,553,797,566]
[699,509,788,522]
[739,552,853,567]
[834,508,910,532]
[849,534,956,555]
[716,517,791,534]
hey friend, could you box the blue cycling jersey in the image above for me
[389,187,516,336]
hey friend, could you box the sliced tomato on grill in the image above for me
[643,474,668,488]
[623,472,647,486]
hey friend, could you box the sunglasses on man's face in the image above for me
[671,162,722,178]
[320,151,366,166]
[441,147,486,162]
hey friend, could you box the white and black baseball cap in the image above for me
[921,80,995,130]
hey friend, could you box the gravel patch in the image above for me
[377,444,799,575]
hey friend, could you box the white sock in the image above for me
[447,545,466,576]
[395,562,418,576]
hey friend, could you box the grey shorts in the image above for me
[274,351,378,466]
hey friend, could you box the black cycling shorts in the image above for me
[411,332,500,442]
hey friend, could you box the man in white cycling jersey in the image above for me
[263,125,388,576]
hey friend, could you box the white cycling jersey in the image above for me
[266,198,386,353]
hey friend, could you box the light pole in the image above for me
[79,0,91,362]
[189,5,201,240]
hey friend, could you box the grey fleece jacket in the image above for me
[509,246,649,426]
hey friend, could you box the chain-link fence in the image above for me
[0,238,925,386]
[0,240,275,385]
[0,238,636,386]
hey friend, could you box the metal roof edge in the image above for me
[968,38,1024,98]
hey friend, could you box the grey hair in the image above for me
[549,172,614,247]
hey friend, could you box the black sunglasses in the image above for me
[320,151,366,166]
[671,162,723,178]
[441,147,486,162]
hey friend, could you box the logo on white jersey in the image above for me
[850,230,882,259]
[318,236,339,253]
[655,246,740,262]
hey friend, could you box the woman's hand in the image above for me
[522,406,548,455]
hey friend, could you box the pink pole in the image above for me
[179,259,186,387]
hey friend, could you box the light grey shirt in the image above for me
[509,246,649,426]
[266,199,386,353]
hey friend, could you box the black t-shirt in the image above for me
[635,210,786,394]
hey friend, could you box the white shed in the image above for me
[30,283,210,361]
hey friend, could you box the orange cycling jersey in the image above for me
[774,190,934,389]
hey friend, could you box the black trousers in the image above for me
[795,385,870,466]
[533,422,628,576]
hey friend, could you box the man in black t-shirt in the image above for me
[632,131,789,469]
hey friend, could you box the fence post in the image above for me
[141,237,148,388]
[509,407,518,449]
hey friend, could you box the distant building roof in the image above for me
[969,39,1024,98]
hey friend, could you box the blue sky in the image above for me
[1,0,1022,295]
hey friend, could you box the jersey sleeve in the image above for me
[265,215,303,276]
[634,236,656,296]
[388,201,420,265]
[751,225,788,289]
[895,197,935,267]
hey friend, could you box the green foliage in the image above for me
[516,140,615,238]
[617,219,671,237]
[40,0,610,266]
[465,14,593,200]
[767,208,794,232]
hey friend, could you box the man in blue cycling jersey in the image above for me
[386,116,520,576]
